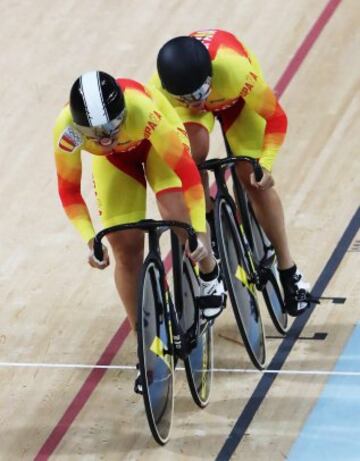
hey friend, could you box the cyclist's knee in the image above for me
[158,193,188,221]
[245,184,271,207]
[234,162,251,190]
[107,230,144,266]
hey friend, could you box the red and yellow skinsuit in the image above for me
[53,79,205,242]
[150,29,287,172]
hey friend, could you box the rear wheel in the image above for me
[248,203,289,334]
[182,258,213,408]
[137,258,174,445]
[215,197,266,369]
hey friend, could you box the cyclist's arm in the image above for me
[137,93,205,232]
[150,119,206,232]
[241,71,287,172]
[53,123,95,243]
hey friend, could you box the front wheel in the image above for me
[215,197,266,369]
[137,258,174,445]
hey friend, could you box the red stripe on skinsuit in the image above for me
[105,139,151,187]
[217,98,245,133]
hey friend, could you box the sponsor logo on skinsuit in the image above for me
[144,111,162,138]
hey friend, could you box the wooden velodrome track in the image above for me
[0,0,359,459]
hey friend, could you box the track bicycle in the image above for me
[93,219,213,445]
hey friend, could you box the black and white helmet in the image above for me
[69,70,125,139]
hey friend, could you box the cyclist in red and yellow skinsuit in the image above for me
[151,29,311,316]
[54,71,225,336]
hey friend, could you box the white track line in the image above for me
[0,362,360,376]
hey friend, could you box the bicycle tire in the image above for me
[137,257,174,445]
[215,197,266,369]
[182,258,213,408]
[248,203,289,334]
[170,232,213,408]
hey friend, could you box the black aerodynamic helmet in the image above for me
[157,36,212,95]
[69,70,125,138]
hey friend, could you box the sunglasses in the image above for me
[175,77,212,104]
[75,109,126,141]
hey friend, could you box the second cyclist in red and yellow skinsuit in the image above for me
[152,30,312,317]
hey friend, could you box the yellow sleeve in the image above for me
[212,45,287,171]
[53,107,96,242]
[240,71,287,171]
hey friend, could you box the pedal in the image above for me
[197,293,227,320]
[304,293,321,305]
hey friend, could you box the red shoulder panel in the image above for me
[116,78,149,96]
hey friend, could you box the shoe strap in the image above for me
[197,294,225,310]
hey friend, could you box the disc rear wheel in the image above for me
[216,198,266,369]
[181,258,213,408]
[171,232,213,408]
[248,204,288,334]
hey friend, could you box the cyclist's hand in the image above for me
[250,168,274,190]
[87,238,110,270]
[186,233,208,263]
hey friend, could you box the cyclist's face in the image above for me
[175,77,211,110]
[90,131,120,148]
[187,100,207,111]
[75,110,125,146]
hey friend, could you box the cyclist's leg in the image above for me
[106,230,144,330]
[236,162,294,269]
[184,122,212,211]
[237,166,311,315]
[92,148,148,330]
